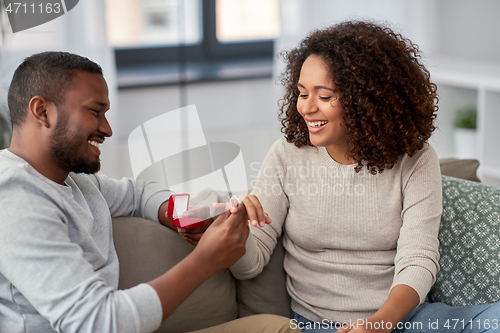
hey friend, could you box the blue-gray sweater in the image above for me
[0,149,171,333]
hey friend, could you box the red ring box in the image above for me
[167,193,205,229]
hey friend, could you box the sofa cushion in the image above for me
[112,217,238,333]
[236,235,291,318]
[428,176,500,306]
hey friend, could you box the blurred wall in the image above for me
[114,79,282,185]
[438,0,500,63]
[276,0,500,63]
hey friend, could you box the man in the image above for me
[0,52,296,333]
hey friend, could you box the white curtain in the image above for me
[0,0,120,177]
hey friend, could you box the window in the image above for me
[106,0,202,47]
[215,0,280,42]
[105,0,280,70]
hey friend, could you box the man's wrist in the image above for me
[188,247,219,278]
[158,200,176,231]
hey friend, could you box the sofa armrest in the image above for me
[439,158,480,182]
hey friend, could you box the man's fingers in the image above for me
[178,222,209,234]
[209,209,231,227]
[178,228,203,239]
[177,229,198,245]
[220,203,247,228]
[182,232,202,242]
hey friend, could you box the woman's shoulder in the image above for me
[263,137,318,167]
[270,137,317,154]
[397,143,441,179]
[401,143,439,166]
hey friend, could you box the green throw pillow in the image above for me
[429,175,500,306]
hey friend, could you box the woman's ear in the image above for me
[28,96,53,128]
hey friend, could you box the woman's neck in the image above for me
[325,144,355,165]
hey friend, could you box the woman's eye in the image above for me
[319,96,332,101]
[299,94,308,99]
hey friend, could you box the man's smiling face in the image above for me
[49,71,112,174]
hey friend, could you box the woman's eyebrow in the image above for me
[297,83,335,91]
[314,85,335,91]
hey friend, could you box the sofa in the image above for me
[112,158,500,333]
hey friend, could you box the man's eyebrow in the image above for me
[297,83,335,91]
[88,100,109,108]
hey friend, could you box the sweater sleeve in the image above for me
[390,145,442,304]
[0,172,162,333]
[85,174,172,222]
[230,139,290,279]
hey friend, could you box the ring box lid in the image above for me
[167,194,204,229]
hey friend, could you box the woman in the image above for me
[226,21,500,333]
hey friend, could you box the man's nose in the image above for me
[99,114,113,137]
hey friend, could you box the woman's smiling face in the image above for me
[296,54,349,162]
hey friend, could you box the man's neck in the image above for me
[9,138,69,185]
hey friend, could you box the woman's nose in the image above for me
[301,97,318,114]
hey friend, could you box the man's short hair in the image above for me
[7,51,103,128]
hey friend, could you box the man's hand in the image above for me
[177,205,213,245]
[191,203,250,272]
[148,201,250,321]
[158,202,215,245]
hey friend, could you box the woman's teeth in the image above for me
[308,121,328,127]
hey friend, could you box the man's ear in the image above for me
[28,96,54,128]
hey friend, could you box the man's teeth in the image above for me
[308,121,328,127]
[88,141,100,148]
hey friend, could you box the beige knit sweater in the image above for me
[230,138,442,323]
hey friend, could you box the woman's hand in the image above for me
[336,315,393,333]
[214,194,272,227]
[338,285,419,333]
[178,194,272,245]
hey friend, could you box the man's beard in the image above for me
[49,109,101,174]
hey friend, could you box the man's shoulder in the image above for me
[0,150,64,207]
[0,149,37,185]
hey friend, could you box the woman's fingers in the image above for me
[241,195,267,227]
[182,205,211,220]
[212,195,272,228]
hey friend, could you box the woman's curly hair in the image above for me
[278,20,438,174]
